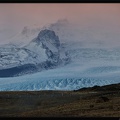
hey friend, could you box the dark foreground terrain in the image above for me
[0,83,120,117]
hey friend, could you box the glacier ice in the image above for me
[0,46,120,91]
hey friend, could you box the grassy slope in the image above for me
[0,83,120,117]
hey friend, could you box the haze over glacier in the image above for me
[0,4,120,90]
[0,19,120,90]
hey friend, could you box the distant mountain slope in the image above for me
[0,29,69,77]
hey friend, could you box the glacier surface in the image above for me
[0,46,120,91]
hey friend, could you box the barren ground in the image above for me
[0,83,120,117]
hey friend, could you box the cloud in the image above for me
[0,4,120,47]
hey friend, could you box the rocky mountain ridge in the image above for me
[0,29,69,77]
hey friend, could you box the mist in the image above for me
[0,3,120,47]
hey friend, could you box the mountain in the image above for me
[8,25,41,47]
[0,29,69,77]
[0,20,120,90]
[0,42,120,90]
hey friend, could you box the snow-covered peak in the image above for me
[26,29,66,64]
[45,19,76,43]
[8,25,41,47]
[35,29,60,48]
[0,29,69,77]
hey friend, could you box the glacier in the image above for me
[0,47,120,91]
[0,20,120,91]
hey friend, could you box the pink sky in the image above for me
[0,3,120,45]
[0,3,120,28]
